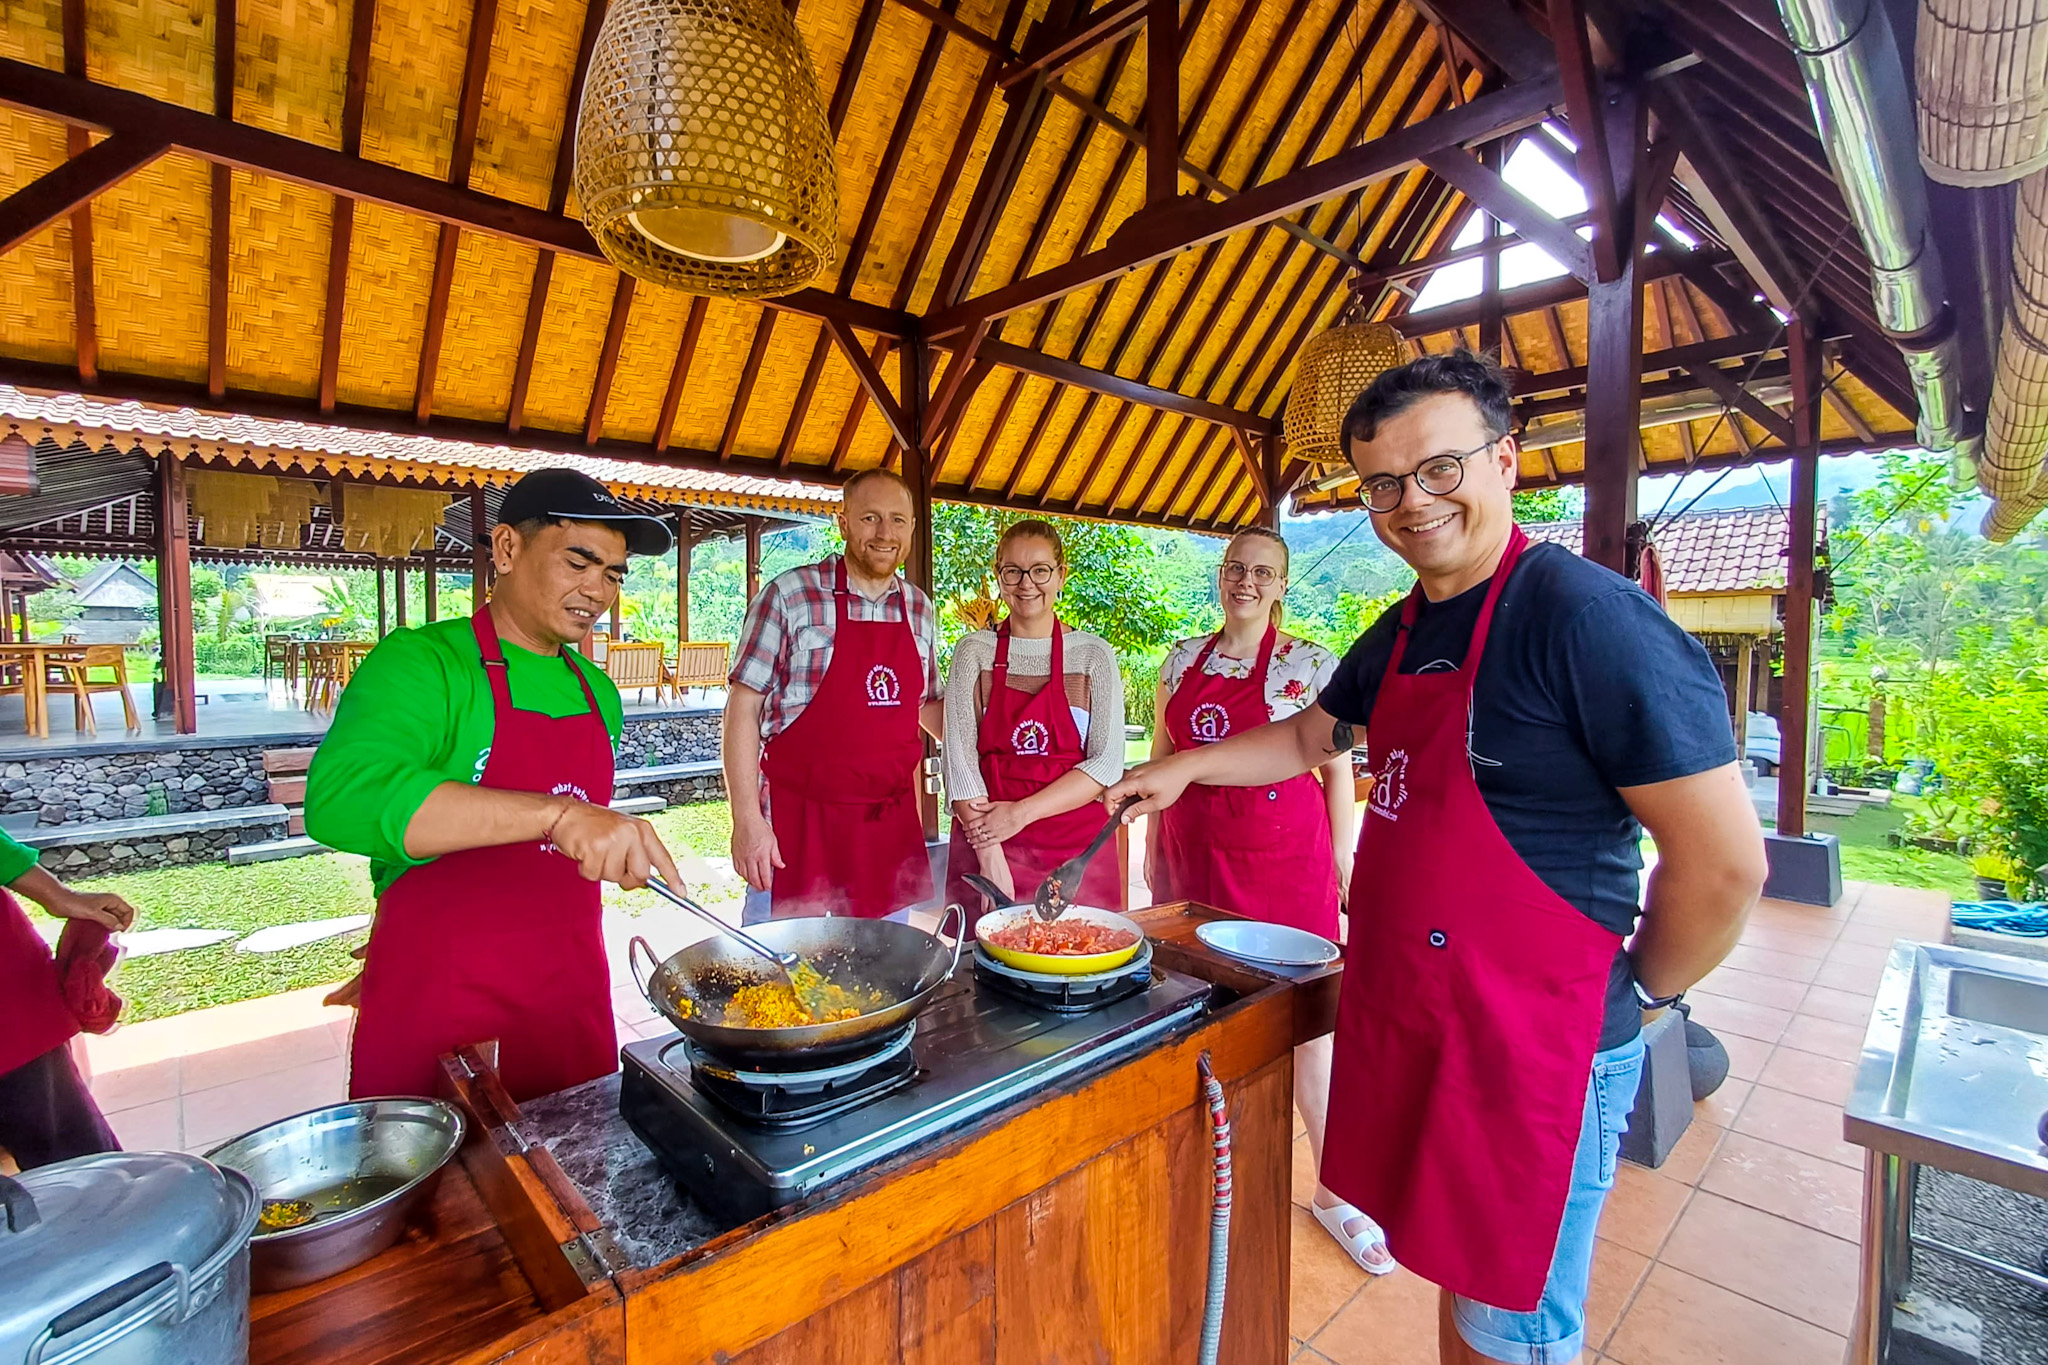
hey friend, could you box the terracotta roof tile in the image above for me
[1521,506,1829,594]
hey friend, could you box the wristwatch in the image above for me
[1632,978,1683,1011]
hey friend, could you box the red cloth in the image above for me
[56,919,122,1034]
[1635,537,1669,609]
[0,888,74,1075]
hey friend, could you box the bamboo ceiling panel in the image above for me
[1,0,1929,535]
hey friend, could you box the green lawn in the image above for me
[1803,801,1976,899]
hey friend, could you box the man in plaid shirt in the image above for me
[723,468,945,924]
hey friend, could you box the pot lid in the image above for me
[0,1152,256,1361]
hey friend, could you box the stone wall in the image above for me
[29,807,290,878]
[6,747,270,826]
[615,711,721,768]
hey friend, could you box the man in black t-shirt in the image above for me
[1109,352,1764,1365]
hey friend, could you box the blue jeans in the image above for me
[1450,1034,1647,1364]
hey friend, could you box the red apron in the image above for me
[348,606,618,1104]
[1319,529,1621,1311]
[0,889,75,1077]
[944,622,1122,911]
[760,561,932,919]
[1153,625,1339,937]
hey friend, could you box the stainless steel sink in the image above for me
[1847,940,2048,1200]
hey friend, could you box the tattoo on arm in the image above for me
[1325,720,1355,755]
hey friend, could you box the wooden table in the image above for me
[248,902,1336,1365]
[0,642,88,738]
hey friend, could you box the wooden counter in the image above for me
[250,903,1337,1365]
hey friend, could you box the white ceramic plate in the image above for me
[1195,920,1340,967]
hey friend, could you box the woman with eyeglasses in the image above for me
[1148,525,1393,1274]
[943,520,1126,910]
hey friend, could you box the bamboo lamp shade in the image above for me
[574,0,839,299]
[1283,322,1406,466]
[1917,0,2048,186]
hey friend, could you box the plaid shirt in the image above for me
[728,555,942,740]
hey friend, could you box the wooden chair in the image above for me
[303,643,341,713]
[663,641,732,694]
[46,645,140,736]
[264,634,299,691]
[603,640,666,703]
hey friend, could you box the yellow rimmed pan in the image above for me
[974,904,1147,976]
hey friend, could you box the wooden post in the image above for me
[905,340,940,842]
[1580,91,1648,572]
[469,488,491,603]
[1479,141,1504,362]
[1733,636,1754,765]
[376,563,388,638]
[394,561,407,631]
[677,511,692,644]
[609,598,622,639]
[744,517,763,605]
[0,588,12,642]
[1145,0,1178,208]
[1256,434,1282,530]
[1778,323,1822,838]
[423,550,438,621]
[155,452,197,733]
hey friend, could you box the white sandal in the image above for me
[1312,1199,1397,1275]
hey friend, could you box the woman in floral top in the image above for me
[1145,526,1392,1275]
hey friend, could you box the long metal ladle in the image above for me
[642,875,801,976]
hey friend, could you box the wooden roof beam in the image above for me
[0,133,169,256]
[582,274,634,445]
[958,339,1278,432]
[0,60,915,341]
[1655,79,1810,324]
[414,0,499,425]
[999,0,1147,88]
[1545,0,1624,282]
[1145,0,1177,207]
[1388,244,1718,334]
[827,320,915,452]
[923,73,1566,338]
[1421,146,1593,281]
[207,0,235,399]
[1409,0,1557,81]
[61,0,97,385]
[319,0,377,413]
[1515,329,1809,393]
[1347,210,1595,290]
[1682,360,1795,443]
[654,297,708,455]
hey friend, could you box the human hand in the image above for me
[49,887,137,933]
[730,809,784,892]
[550,800,684,891]
[324,942,367,1009]
[965,800,1029,848]
[1103,759,1194,823]
[980,848,1016,901]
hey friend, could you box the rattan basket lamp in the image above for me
[574,0,839,298]
[1284,321,1406,488]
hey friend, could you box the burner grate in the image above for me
[681,1024,920,1128]
[971,940,1154,1014]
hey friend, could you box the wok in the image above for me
[629,904,966,1067]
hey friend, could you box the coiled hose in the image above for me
[1952,900,2048,937]
[1196,1050,1233,1365]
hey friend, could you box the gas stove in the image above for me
[618,954,1211,1224]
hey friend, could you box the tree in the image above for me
[930,505,1185,654]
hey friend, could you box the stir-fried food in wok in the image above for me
[985,920,1139,956]
[716,961,892,1028]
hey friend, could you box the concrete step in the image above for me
[613,759,721,788]
[261,747,319,776]
[228,835,329,865]
[611,795,667,815]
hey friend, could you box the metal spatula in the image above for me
[1032,796,1136,921]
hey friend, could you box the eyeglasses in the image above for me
[1220,561,1280,585]
[1358,439,1498,514]
[997,563,1058,586]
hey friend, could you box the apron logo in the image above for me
[1011,719,1051,755]
[1188,702,1232,743]
[865,664,901,706]
[1369,750,1409,820]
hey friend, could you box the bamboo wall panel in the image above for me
[84,0,214,113]
[227,170,334,399]
[523,255,617,432]
[472,0,589,208]
[784,346,869,466]
[0,96,72,366]
[930,368,1011,483]
[838,392,897,470]
[1181,0,1280,173]
[973,95,1100,312]
[335,202,437,407]
[237,0,351,146]
[1136,424,1206,514]
[901,93,1005,316]
[669,298,757,452]
[849,43,995,306]
[433,234,541,423]
[732,316,831,457]
[1,0,64,66]
[93,153,211,383]
[1223,0,1353,193]
[601,283,695,443]
[359,0,475,180]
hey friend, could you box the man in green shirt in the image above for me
[1,827,136,1168]
[307,469,686,1102]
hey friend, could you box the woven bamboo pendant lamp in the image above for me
[1918,0,2048,186]
[1283,321,1406,469]
[574,0,838,298]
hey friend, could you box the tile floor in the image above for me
[66,881,1951,1363]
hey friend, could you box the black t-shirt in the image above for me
[1319,542,1738,1048]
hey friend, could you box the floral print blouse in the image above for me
[1160,631,1339,724]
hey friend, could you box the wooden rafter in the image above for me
[509,0,609,434]
[1545,0,1622,282]
[320,0,377,412]
[1409,0,1554,81]
[0,60,913,340]
[1656,79,1809,323]
[208,0,235,399]
[1682,361,1795,443]
[827,321,915,452]
[654,297,709,454]
[0,134,169,256]
[583,274,635,445]
[999,0,1146,88]
[415,0,501,424]
[719,312,777,460]
[61,0,97,384]
[1346,210,1595,291]
[1145,0,1179,207]
[1419,147,1593,282]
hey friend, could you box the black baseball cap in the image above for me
[496,469,674,556]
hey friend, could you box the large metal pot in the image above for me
[630,905,965,1067]
[0,1152,258,1365]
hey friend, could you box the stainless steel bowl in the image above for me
[204,1097,466,1291]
